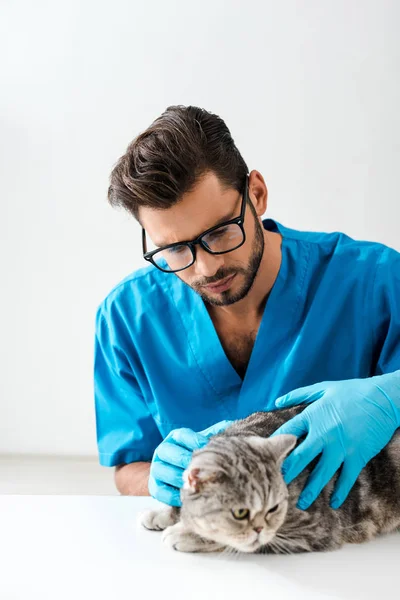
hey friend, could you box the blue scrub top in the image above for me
[94,219,400,467]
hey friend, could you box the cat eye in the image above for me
[231,508,250,520]
[267,504,279,514]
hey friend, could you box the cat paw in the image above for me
[139,506,178,531]
[162,523,225,553]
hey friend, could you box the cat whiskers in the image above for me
[267,537,295,555]
[273,532,311,554]
[218,545,242,560]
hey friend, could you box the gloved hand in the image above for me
[271,372,400,510]
[149,419,234,506]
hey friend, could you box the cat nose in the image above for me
[254,526,263,534]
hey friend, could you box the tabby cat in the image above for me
[140,406,400,554]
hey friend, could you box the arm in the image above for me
[95,304,232,505]
[114,461,151,496]
[94,308,162,469]
[272,246,400,510]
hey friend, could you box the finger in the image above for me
[157,442,192,470]
[330,460,365,509]
[275,385,325,408]
[296,451,343,510]
[270,412,309,440]
[169,428,209,451]
[281,436,323,485]
[199,420,233,437]
[151,459,185,489]
[148,475,182,507]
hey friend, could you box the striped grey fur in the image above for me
[141,406,400,554]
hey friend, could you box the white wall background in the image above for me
[1,0,399,457]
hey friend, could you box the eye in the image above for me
[267,504,279,514]
[210,226,229,237]
[166,245,187,255]
[231,508,250,520]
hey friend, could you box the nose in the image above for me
[253,527,263,534]
[194,246,224,277]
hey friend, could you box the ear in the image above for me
[267,434,297,463]
[248,170,268,217]
[182,467,222,494]
[247,434,297,464]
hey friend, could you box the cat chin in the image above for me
[236,543,259,553]
[234,533,276,553]
[233,540,262,553]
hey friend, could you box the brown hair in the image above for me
[107,105,249,221]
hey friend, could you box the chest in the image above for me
[212,322,259,380]
[138,294,376,436]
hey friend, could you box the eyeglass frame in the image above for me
[141,173,249,273]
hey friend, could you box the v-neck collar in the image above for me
[168,219,309,408]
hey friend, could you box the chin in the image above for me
[238,544,260,554]
[235,534,275,554]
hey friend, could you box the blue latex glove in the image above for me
[271,372,400,511]
[149,420,234,506]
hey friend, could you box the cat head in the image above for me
[181,434,296,553]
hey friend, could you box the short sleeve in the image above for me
[94,308,163,467]
[372,246,400,375]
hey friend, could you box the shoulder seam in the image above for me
[109,267,155,293]
[96,267,158,313]
[280,228,345,245]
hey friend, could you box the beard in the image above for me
[190,218,265,307]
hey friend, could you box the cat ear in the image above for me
[183,467,222,494]
[246,434,297,463]
[267,434,297,463]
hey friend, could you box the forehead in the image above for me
[139,172,240,247]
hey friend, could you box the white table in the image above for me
[1,495,398,600]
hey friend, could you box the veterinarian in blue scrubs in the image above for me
[94,106,400,511]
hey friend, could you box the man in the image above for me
[94,105,400,512]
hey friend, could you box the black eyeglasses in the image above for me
[142,174,249,273]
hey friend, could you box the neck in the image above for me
[208,229,283,324]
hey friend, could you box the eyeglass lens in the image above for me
[152,223,244,272]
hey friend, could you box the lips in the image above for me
[203,273,236,292]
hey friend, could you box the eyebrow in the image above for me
[156,207,237,248]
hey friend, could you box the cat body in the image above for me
[141,406,400,554]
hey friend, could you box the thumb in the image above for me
[275,382,325,408]
[270,411,308,439]
[199,419,234,438]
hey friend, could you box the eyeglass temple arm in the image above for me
[142,228,147,254]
